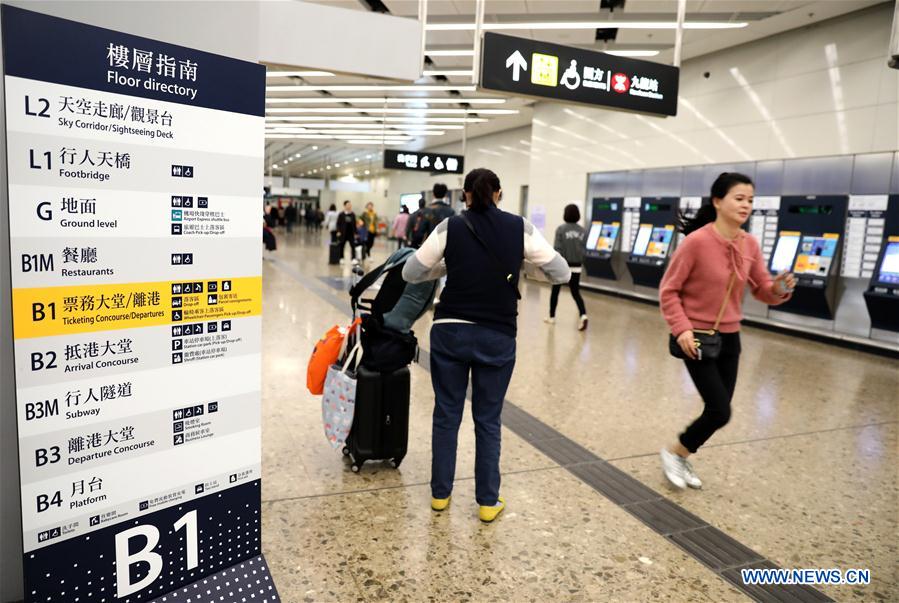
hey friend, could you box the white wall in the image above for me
[528,2,899,239]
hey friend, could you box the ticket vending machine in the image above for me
[767,195,848,319]
[625,197,680,288]
[584,197,624,280]
[863,195,899,332]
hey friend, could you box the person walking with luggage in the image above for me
[325,204,339,243]
[361,202,379,257]
[658,172,796,490]
[391,206,411,248]
[356,218,370,260]
[336,200,358,264]
[403,168,570,522]
[545,204,589,330]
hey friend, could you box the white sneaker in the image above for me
[578,315,589,331]
[681,459,702,489]
[544,317,555,324]
[660,448,686,489]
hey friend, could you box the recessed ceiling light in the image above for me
[425,21,748,31]
[355,158,360,162]
[326,165,331,169]
[365,169,370,175]
[312,145,318,150]
[266,70,335,77]
[366,155,372,159]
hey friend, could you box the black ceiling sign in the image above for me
[480,32,679,117]
[383,149,465,174]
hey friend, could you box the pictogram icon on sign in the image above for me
[560,60,581,90]
[531,52,558,87]
[612,72,630,94]
[505,50,527,82]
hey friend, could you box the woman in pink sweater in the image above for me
[658,172,795,490]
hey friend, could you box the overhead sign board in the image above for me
[480,32,679,117]
[384,149,464,174]
[1,5,274,601]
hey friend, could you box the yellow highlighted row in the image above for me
[12,277,262,339]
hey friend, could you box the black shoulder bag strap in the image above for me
[459,213,521,300]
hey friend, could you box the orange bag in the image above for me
[307,318,360,395]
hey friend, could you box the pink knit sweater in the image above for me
[659,223,791,336]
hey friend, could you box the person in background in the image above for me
[545,204,588,330]
[428,182,455,226]
[361,202,379,257]
[285,202,297,233]
[391,205,411,248]
[315,205,325,230]
[325,203,339,243]
[658,172,796,490]
[336,200,358,264]
[405,197,427,248]
[356,217,370,259]
[403,167,570,523]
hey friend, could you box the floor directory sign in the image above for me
[1,6,266,602]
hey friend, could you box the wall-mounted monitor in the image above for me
[631,224,653,256]
[586,221,603,249]
[646,225,674,258]
[875,237,899,285]
[400,193,422,213]
[793,233,839,276]
[770,231,801,273]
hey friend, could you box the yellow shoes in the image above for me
[431,496,451,512]
[478,497,506,523]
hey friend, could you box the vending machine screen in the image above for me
[771,231,801,273]
[632,224,653,256]
[586,221,603,250]
[793,233,839,276]
[646,225,675,258]
[597,222,620,252]
[876,238,899,285]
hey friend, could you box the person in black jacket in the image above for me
[335,200,358,263]
[403,168,570,523]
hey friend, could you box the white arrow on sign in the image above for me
[505,50,527,82]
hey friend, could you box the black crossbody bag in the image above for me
[668,249,739,361]
[459,213,521,300]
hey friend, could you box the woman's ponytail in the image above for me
[463,168,501,213]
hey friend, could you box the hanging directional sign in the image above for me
[480,32,679,117]
[383,149,464,174]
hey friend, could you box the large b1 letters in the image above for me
[115,510,198,597]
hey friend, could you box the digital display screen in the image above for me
[646,225,674,258]
[770,231,801,273]
[593,201,618,211]
[597,222,620,252]
[788,205,833,215]
[793,233,839,276]
[644,203,672,212]
[586,221,603,250]
[876,238,899,285]
[400,193,422,213]
[631,224,653,256]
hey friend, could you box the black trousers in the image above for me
[339,233,357,260]
[679,332,741,453]
[365,232,376,257]
[549,270,586,317]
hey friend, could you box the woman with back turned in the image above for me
[403,168,570,522]
[659,172,796,490]
[545,203,589,331]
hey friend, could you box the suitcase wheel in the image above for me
[390,458,403,469]
[351,463,361,473]
[342,446,350,456]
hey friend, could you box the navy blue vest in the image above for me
[434,206,524,336]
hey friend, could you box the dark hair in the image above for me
[463,168,501,213]
[329,203,336,211]
[678,172,753,235]
[418,198,426,209]
[563,204,580,224]
[433,182,448,199]
[343,200,351,207]
[401,205,409,213]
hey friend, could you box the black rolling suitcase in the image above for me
[328,242,341,265]
[344,364,409,472]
